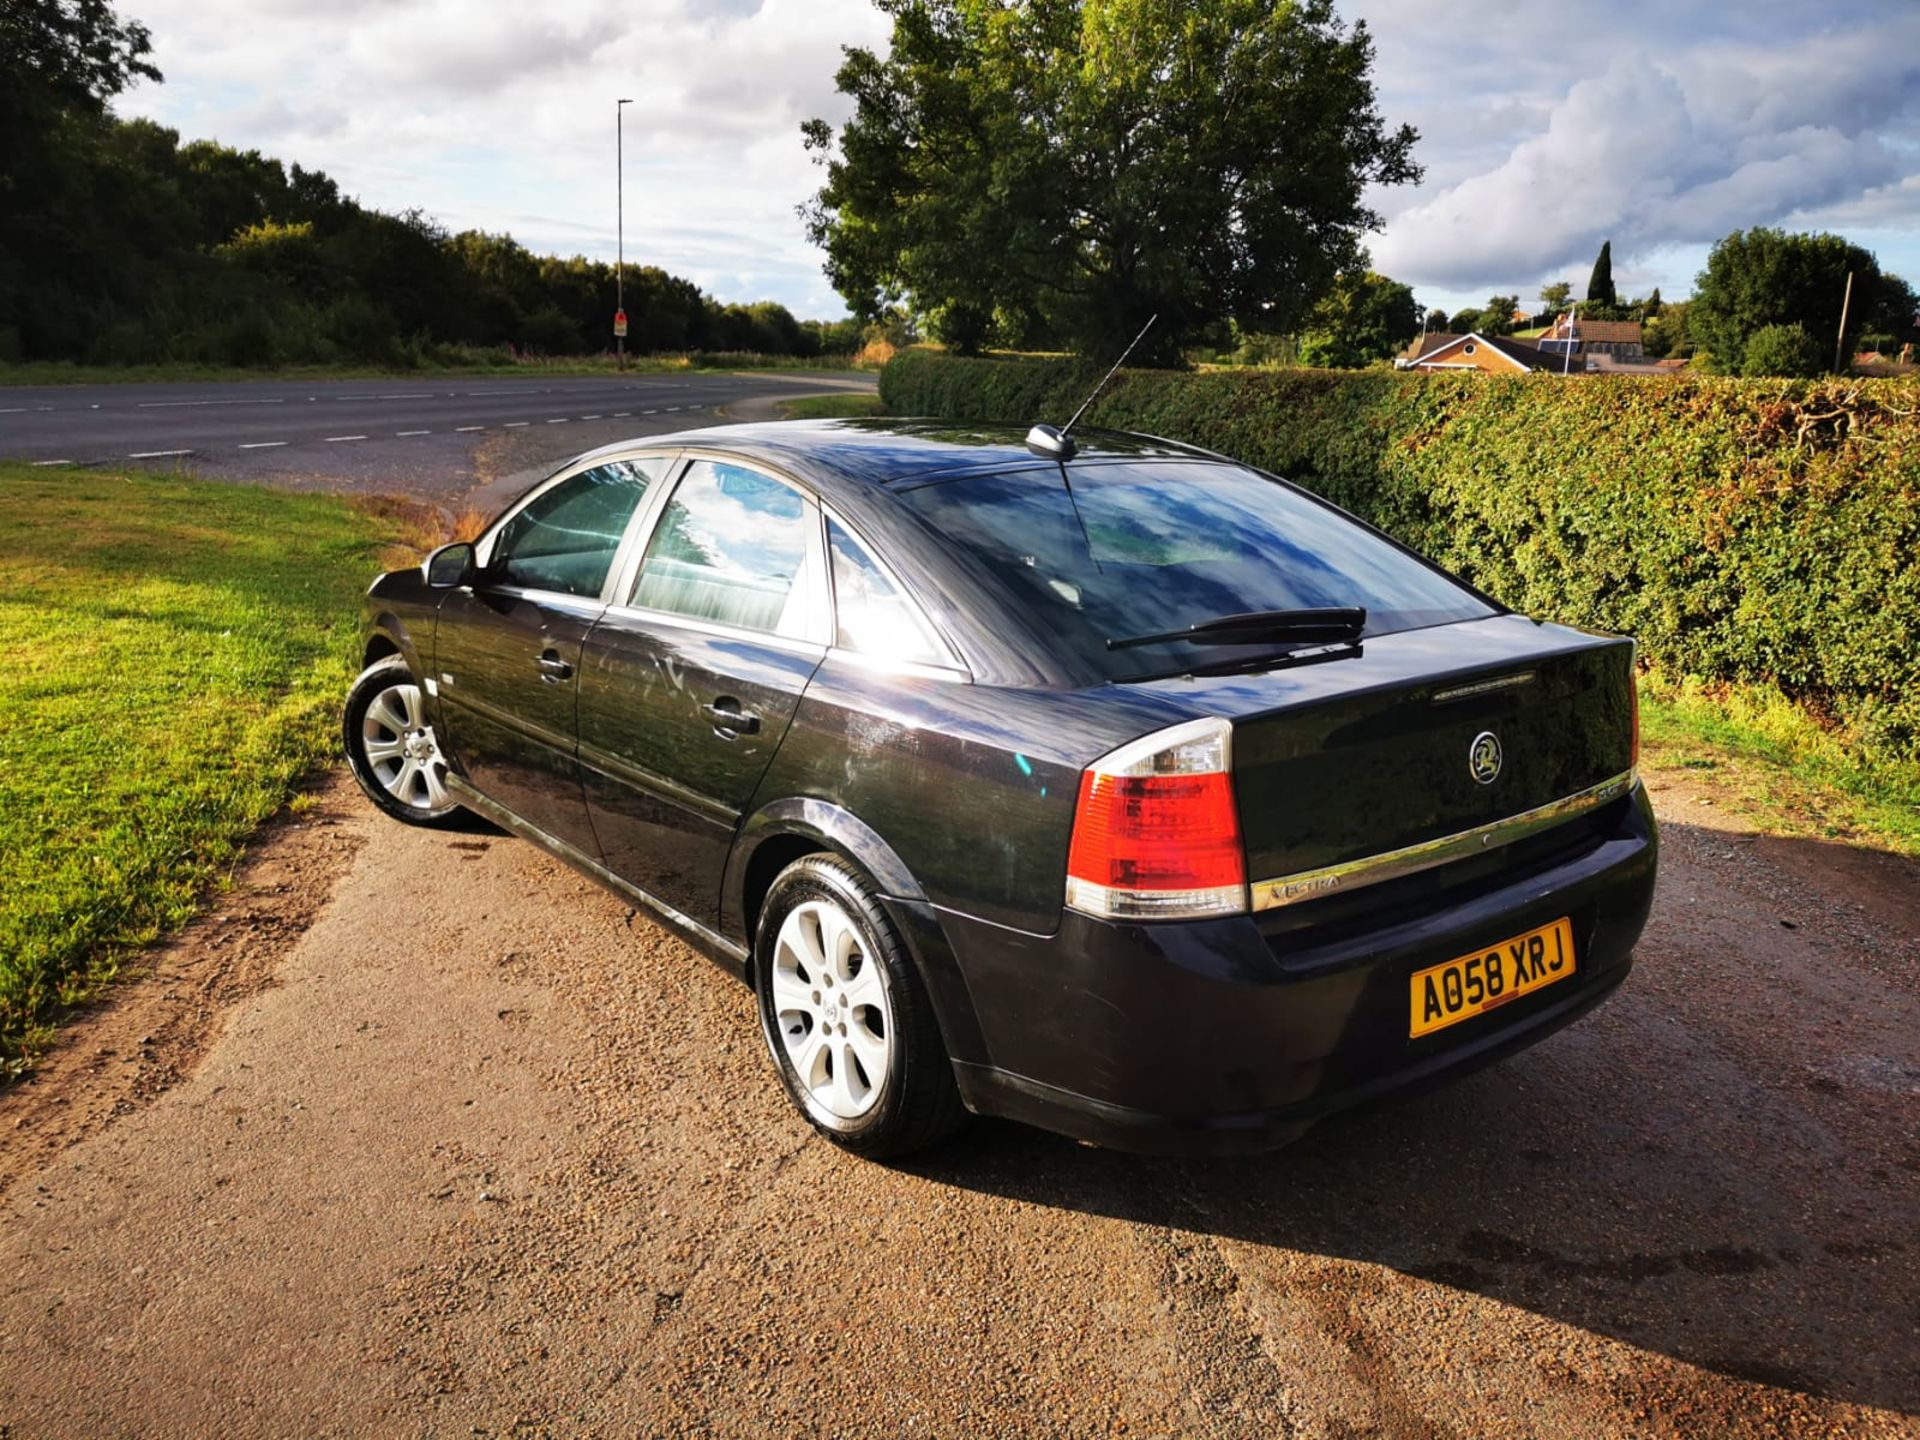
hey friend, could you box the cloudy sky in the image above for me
[117,0,1920,320]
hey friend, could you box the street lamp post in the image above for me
[616,97,633,371]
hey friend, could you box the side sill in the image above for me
[445,775,749,980]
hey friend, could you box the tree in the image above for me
[1741,322,1823,378]
[1295,270,1418,367]
[1586,240,1616,307]
[1422,307,1449,333]
[801,0,1420,363]
[1691,227,1909,374]
[1641,286,1663,318]
[1473,294,1519,337]
[1538,281,1571,316]
[1447,308,1481,333]
[1641,300,1691,360]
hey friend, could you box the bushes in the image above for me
[881,353,1920,764]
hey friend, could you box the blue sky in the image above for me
[117,0,1920,321]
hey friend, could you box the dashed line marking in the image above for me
[545,418,569,424]
[580,414,602,420]
[665,406,682,412]
[397,429,431,436]
[505,421,530,428]
[456,425,485,432]
[137,398,285,409]
[612,411,631,417]
[324,434,368,443]
[31,458,73,467]
[128,449,193,459]
[238,441,288,450]
[642,409,658,415]
[0,407,27,414]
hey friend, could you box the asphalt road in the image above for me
[0,371,876,498]
[0,761,1916,1437]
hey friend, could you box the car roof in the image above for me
[569,417,1208,503]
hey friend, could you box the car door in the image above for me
[433,456,666,855]
[576,456,830,923]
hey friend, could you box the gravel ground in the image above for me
[0,760,1914,1438]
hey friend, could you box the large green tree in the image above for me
[1585,240,1616,307]
[802,0,1419,362]
[1296,270,1417,367]
[1691,227,1917,374]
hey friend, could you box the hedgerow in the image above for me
[880,353,1920,764]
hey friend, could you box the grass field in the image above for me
[0,352,872,388]
[0,465,407,1073]
[776,393,890,420]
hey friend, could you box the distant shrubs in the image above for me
[882,352,1920,764]
[1741,323,1823,378]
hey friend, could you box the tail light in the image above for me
[1065,717,1247,921]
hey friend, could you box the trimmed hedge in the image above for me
[881,352,1920,763]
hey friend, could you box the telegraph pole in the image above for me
[616,98,633,370]
[1833,270,1854,375]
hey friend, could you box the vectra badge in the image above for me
[1468,731,1503,785]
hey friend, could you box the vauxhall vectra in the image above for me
[344,418,1656,1157]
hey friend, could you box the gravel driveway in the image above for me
[1,758,1915,1438]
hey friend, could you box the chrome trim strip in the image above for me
[446,775,749,970]
[1432,670,1535,703]
[1250,769,1638,911]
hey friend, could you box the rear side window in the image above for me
[490,458,661,597]
[828,521,949,667]
[630,460,818,637]
[898,461,1494,678]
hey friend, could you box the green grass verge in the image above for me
[0,464,405,1074]
[775,393,890,420]
[0,353,872,387]
[1639,670,1920,856]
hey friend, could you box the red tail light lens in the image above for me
[1065,718,1248,921]
[1628,642,1641,773]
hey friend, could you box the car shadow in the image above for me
[905,824,1920,1419]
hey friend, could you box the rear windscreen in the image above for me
[898,461,1495,679]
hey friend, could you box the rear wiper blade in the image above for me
[1106,606,1367,652]
[1119,638,1366,684]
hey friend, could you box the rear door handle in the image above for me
[538,651,573,682]
[702,699,761,735]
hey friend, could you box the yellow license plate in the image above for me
[1410,917,1576,1039]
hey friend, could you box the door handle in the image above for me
[538,652,574,682]
[702,699,761,735]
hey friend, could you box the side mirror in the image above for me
[423,541,477,589]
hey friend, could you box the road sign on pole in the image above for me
[613,309,628,339]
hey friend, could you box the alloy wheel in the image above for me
[769,899,895,1121]
[360,682,451,813]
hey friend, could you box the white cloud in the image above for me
[1350,0,1920,308]
[110,0,1920,318]
[117,0,888,315]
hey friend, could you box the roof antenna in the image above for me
[1026,313,1158,461]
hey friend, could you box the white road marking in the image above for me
[324,435,368,442]
[580,414,602,420]
[612,411,630,418]
[665,406,682,411]
[397,429,431,436]
[31,459,73,467]
[0,407,25,413]
[505,421,529,428]
[137,398,285,408]
[456,425,485,432]
[545,418,568,424]
[128,449,193,458]
[238,441,288,450]
[642,409,657,415]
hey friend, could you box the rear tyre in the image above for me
[755,854,967,1159]
[343,655,462,828]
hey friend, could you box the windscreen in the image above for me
[898,460,1495,679]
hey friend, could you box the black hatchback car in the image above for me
[345,419,1656,1157]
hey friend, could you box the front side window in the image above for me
[898,461,1495,679]
[828,521,949,667]
[630,461,817,637]
[490,458,661,598]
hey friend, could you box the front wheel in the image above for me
[342,655,462,827]
[755,855,967,1158]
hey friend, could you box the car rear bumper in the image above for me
[934,781,1657,1156]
